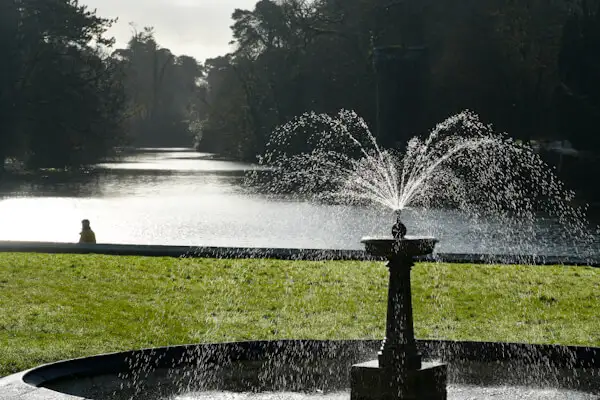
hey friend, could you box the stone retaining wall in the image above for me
[0,240,597,266]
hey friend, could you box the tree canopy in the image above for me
[192,0,600,201]
[0,2,206,170]
[112,26,206,147]
[2,0,600,202]
[0,0,126,169]
[196,0,598,157]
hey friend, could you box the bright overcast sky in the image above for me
[80,0,258,62]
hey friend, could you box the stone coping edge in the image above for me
[1,339,599,400]
[0,240,597,267]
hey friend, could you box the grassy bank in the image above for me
[0,253,598,376]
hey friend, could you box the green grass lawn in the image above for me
[0,252,599,377]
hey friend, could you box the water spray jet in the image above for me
[392,210,407,240]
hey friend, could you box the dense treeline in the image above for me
[196,0,600,201]
[0,1,204,170]
[197,0,600,158]
[0,0,125,169]
[2,0,600,202]
[113,27,206,147]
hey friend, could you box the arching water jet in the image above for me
[247,110,596,259]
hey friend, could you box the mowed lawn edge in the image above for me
[0,252,598,377]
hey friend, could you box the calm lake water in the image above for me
[0,148,597,256]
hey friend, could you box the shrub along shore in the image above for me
[0,252,598,377]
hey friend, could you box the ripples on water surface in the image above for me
[0,148,597,256]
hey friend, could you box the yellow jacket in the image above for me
[79,229,96,244]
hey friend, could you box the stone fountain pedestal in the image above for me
[351,237,447,400]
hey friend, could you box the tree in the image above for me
[556,0,600,151]
[0,0,127,169]
[0,0,22,170]
[198,0,381,160]
[195,56,257,159]
[113,27,206,147]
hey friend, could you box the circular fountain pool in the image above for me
[3,340,598,400]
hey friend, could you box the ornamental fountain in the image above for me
[351,211,446,400]
[1,118,599,400]
[1,1,599,398]
[350,5,448,395]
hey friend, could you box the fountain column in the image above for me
[350,237,447,400]
[379,253,421,387]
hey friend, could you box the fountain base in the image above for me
[351,359,447,400]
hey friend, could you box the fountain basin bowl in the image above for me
[361,236,438,259]
[2,340,599,400]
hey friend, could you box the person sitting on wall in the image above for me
[79,219,96,244]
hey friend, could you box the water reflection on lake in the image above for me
[0,148,597,256]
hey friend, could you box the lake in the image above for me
[0,148,597,257]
